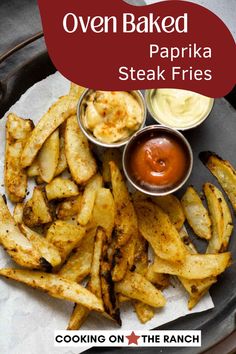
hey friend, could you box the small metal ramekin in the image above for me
[145,89,214,131]
[77,89,147,148]
[123,125,193,196]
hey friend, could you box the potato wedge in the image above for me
[150,252,231,279]
[133,302,155,324]
[178,227,197,254]
[27,158,40,177]
[133,232,148,276]
[132,234,155,324]
[68,227,104,330]
[19,224,61,268]
[89,227,104,298]
[46,221,86,263]
[21,95,78,168]
[59,228,96,282]
[55,124,68,176]
[206,184,233,252]
[100,234,121,325]
[0,269,103,312]
[133,192,185,231]
[65,115,97,184]
[67,304,90,330]
[152,195,185,231]
[46,177,79,201]
[0,195,50,270]
[133,231,169,292]
[110,161,138,246]
[77,174,103,226]
[220,194,234,251]
[135,200,187,262]
[145,269,170,290]
[5,113,34,202]
[69,82,86,98]
[181,186,212,240]
[89,188,115,241]
[115,271,166,308]
[23,187,52,227]
[180,276,217,309]
[38,129,60,183]
[204,183,225,253]
[56,196,82,220]
[13,203,24,224]
[102,149,122,183]
[178,227,217,309]
[111,232,136,282]
[188,290,210,310]
[200,151,236,212]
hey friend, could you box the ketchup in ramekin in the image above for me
[123,125,193,196]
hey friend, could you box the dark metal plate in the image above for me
[1,44,236,354]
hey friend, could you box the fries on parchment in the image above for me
[21,95,78,168]
[181,186,212,240]
[65,115,97,184]
[200,151,236,212]
[0,269,104,312]
[0,195,50,270]
[2,83,235,331]
[5,113,34,202]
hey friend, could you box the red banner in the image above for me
[38,0,236,97]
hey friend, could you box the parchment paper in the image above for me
[0,72,214,354]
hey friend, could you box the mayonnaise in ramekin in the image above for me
[146,89,214,130]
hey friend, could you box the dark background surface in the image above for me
[0,1,236,353]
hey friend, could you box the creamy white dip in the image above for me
[149,89,214,129]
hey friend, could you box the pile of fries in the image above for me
[0,83,234,329]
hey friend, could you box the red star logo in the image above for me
[126,331,140,345]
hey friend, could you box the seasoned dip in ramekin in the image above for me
[78,90,146,148]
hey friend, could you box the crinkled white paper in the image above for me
[0,72,214,354]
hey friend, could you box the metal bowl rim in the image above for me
[77,89,147,148]
[122,124,193,196]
